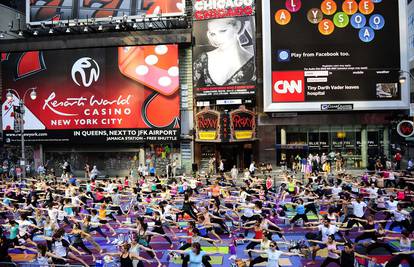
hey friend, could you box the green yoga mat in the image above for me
[172,256,223,265]
[202,247,229,254]
[286,212,319,220]
[390,241,414,247]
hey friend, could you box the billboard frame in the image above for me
[262,0,409,112]
[26,0,186,26]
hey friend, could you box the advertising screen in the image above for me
[192,0,256,101]
[262,0,409,112]
[1,45,180,143]
[27,0,185,25]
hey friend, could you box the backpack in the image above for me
[395,153,402,161]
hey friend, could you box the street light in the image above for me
[399,70,414,84]
[6,87,37,179]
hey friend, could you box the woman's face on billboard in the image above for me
[207,19,240,49]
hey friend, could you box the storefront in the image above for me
[193,106,257,173]
[275,125,388,169]
[257,112,396,169]
[43,144,181,177]
[195,141,255,173]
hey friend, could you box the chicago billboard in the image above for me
[192,0,256,101]
[262,0,409,112]
[27,0,185,25]
[1,45,180,143]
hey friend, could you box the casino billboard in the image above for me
[27,0,185,25]
[1,45,180,144]
[262,0,409,112]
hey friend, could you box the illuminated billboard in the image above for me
[2,45,180,143]
[262,0,409,112]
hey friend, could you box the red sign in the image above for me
[230,106,256,141]
[193,0,255,20]
[195,108,220,141]
[397,120,414,138]
[272,71,305,102]
[2,45,180,143]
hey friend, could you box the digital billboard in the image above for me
[27,0,185,25]
[1,45,180,143]
[262,0,409,112]
[192,0,256,101]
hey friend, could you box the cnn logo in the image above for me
[274,80,303,94]
[272,71,305,102]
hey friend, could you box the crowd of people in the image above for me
[0,153,412,267]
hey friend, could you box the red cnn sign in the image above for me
[272,71,305,102]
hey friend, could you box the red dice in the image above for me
[118,45,179,96]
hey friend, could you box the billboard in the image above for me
[1,45,180,143]
[262,0,409,112]
[27,0,185,25]
[192,0,256,101]
[192,0,255,20]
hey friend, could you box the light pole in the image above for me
[6,87,37,179]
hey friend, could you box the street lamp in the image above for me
[6,87,37,179]
[399,70,414,84]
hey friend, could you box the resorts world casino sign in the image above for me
[262,0,409,112]
[1,45,180,144]
[193,0,255,20]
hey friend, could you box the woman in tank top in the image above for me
[103,243,152,267]
[246,241,302,267]
[14,243,66,267]
[353,215,389,243]
[365,223,399,255]
[380,230,414,266]
[311,235,344,267]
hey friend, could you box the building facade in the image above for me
[0,0,412,175]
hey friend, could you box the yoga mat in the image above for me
[10,253,36,261]
[202,246,229,254]
[286,212,319,220]
[173,246,229,254]
[178,222,188,227]
[172,256,223,264]
[254,258,292,266]
[316,248,328,258]
[390,241,414,247]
